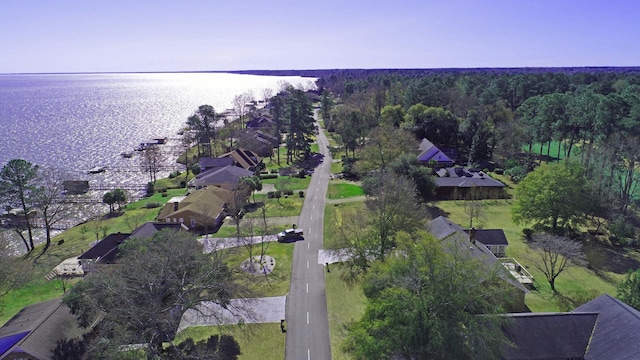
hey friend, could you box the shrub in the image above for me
[494,168,504,175]
[179,180,186,188]
[261,174,278,179]
[298,169,306,178]
[283,189,294,196]
[146,182,154,196]
[146,202,161,209]
[299,190,305,198]
[267,191,282,199]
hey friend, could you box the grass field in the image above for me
[325,266,366,360]
[327,182,363,200]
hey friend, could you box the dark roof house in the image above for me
[427,216,528,311]
[77,232,131,267]
[465,228,509,257]
[574,294,640,359]
[0,298,89,360]
[417,138,454,167]
[246,114,274,129]
[499,312,598,359]
[434,167,506,200]
[497,294,640,359]
[218,148,262,171]
[189,165,254,190]
[199,157,235,173]
[129,221,186,239]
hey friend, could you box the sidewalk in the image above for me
[177,296,287,332]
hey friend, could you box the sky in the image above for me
[1,0,638,73]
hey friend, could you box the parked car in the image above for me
[277,228,304,243]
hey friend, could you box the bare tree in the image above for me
[34,167,76,252]
[233,93,252,129]
[262,88,274,104]
[529,233,585,292]
[139,145,166,184]
[462,185,486,229]
[88,214,109,242]
[123,212,146,232]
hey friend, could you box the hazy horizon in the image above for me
[2,0,638,74]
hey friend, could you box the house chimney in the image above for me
[470,227,477,244]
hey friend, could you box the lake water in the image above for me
[0,72,314,188]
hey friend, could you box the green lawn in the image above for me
[175,323,285,360]
[261,175,311,191]
[244,195,304,218]
[330,160,343,174]
[325,266,366,360]
[222,243,294,297]
[327,182,363,200]
[323,201,367,249]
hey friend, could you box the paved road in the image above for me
[285,119,332,360]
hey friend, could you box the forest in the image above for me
[300,68,640,244]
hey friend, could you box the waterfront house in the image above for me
[77,232,131,272]
[157,186,246,231]
[189,164,254,190]
[246,114,274,129]
[218,148,262,171]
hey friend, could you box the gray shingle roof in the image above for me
[0,298,86,359]
[500,312,598,359]
[574,294,640,360]
[426,217,527,293]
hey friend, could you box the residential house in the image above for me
[236,129,279,158]
[434,167,506,199]
[218,148,262,171]
[157,186,245,231]
[198,157,234,173]
[129,221,187,239]
[465,228,509,257]
[573,294,640,359]
[426,216,528,312]
[417,138,455,168]
[499,294,640,359]
[75,223,186,273]
[246,114,274,129]
[77,232,130,272]
[499,312,598,359]
[0,298,90,360]
[189,165,254,190]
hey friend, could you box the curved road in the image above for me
[285,117,332,360]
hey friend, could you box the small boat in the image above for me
[88,166,106,174]
[121,151,133,158]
